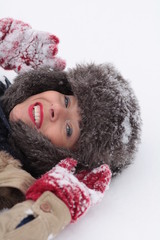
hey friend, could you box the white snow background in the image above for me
[0,0,160,239]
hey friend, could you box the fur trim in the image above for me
[2,67,72,116]
[8,121,71,178]
[0,150,21,170]
[67,63,141,174]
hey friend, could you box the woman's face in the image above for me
[9,91,81,149]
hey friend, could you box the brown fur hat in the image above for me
[67,64,141,175]
[2,64,141,177]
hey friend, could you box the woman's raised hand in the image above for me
[0,18,66,73]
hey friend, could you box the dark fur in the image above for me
[8,121,71,178]
[67,64,141,174]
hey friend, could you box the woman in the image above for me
[0,18,141,239]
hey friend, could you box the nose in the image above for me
[50,104,66,122]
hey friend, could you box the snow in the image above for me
[0,75,6,83]
[121,115,131,144]
[25,209,33,215]
[47,234,55,240]
[48,165,92,197]
[0,0,160,239]
[88,189,103,206]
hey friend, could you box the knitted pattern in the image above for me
[0,18,66,73]
[26,158,111,222]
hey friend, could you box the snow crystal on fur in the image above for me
[121,115,132,144]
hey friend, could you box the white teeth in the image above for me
[33,105,40,126]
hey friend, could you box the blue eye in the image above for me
[66,124,72,137]
[64,96,69,108]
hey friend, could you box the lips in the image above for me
[28,102,43,129]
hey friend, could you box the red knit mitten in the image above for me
[76,165,111,206]
[26,158,111,222]
[0,18,66,73]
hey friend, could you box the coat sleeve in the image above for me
[0,191,71,240]
[0,151,35,209]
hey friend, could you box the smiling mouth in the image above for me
[33,105,41,127]
[28,103,43,129]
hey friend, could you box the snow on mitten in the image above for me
[26,158,112,222]
[76,165,111,206]
[0,18,66,73]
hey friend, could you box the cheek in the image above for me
[40,125,64,147]
[9,104,22,122]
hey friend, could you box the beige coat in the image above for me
[0,150,35,209]
[0,151,71,239]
